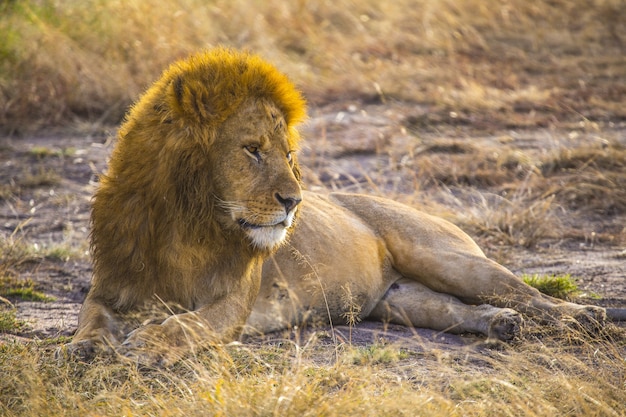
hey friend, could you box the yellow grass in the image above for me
[1,0,624,132]
[2,324,626,417]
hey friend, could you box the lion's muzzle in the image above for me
[238,203,298,250]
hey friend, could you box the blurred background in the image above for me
[1,0,624,134]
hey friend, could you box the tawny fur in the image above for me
[248,192,606,341]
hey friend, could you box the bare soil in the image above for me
[1,102,625,347]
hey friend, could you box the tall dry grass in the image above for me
[1,0,624,133]
[2,324,626,416]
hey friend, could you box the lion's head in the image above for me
[89,49,307,310]
[98,48,305,253]
[210,96,304,249]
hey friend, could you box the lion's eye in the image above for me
[286,151,293,163]
[244,145,261,162]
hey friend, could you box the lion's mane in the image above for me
[89,48,307,311]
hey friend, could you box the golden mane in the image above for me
[120,48,307,149]
[88,48,306,311]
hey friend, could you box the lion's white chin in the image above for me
[245,226,288,250]
[240,208,296,250]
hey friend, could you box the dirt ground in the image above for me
[1,102,625,346]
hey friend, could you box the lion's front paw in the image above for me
[122,323,189,367]
[488,308,523,341]
[55,338,115,363]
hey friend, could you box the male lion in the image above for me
[69,48,605,364]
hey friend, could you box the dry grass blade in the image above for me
[1,1,625,416]
[538,145,626,215]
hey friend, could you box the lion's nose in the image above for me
[275,193,302,214]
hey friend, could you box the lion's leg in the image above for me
[121,265,263,366]
[60,296,125,360]
[330,193,606,325]
[390,248,606,325]
[121,295,257,366]
[369,278,522,340]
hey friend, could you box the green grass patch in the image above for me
[28,146,77,158]
[36,335,73,346]
[28,146,61,158]
[522,273,581,300]
[0,307,26,332]
[0,276,55,302]
[348,343,411,365]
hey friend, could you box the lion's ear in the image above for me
[173,76,185,109]
[168,75,215,124]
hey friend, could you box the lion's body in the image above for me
[250,192,399,334]
[68,49,605,364]
[249,192,603,339]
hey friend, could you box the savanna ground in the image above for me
[1,1,626,415]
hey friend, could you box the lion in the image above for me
[68,48,605,364]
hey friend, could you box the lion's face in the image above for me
[211,99,302,250]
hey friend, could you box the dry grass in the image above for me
[1,0,624,133]
[372,131,626,248]
[538,143,626,215]
[2,325,626,417]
